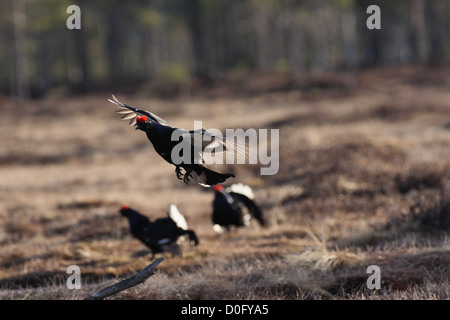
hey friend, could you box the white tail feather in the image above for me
[169,204,188,230]
[226,183,254,199]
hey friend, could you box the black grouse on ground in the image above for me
[212,183,266,233]
[120,204,199,257]
[109,95,243,186]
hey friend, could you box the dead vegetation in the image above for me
[0,66,449,300]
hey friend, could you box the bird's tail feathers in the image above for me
[190,167,235,187]
[226,183,255,199]
[169,204,188,230]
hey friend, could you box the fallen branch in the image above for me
[84,257,164,300]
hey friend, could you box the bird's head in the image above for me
[135,115,150,131]
[119,205,131,217]
[213,184,224,192]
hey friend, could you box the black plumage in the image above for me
[109,95,242,187]
[212,183,266,233]
[120,205,198,256]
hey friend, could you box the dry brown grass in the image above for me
[0,65,449,300]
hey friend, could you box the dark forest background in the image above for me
[1,0,449,101]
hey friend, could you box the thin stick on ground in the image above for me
[84,257,164,300]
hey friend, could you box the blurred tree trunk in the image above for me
[144,24,160,81]
[253,4,271,71]
[341,11,358,70]
[424,0,445,64]
[105,0,122,87]
[355,1,382,68]
[409,0,427,63]
[69,29,90,92]
[35,35,53,96]
[11,0,29,104]
[69,0,90,93]
[185,0,208,79]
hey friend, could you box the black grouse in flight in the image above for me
[120,204,199,257]
[212,183,266,233]
[109,95,243,186]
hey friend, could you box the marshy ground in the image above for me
[0,65,449,300]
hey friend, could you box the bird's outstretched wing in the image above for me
[108,95,168,126]
[184,129,253,162]
[228,187,266,227]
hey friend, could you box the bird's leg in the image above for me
[175,166,183,180]
[183,168,194,184]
